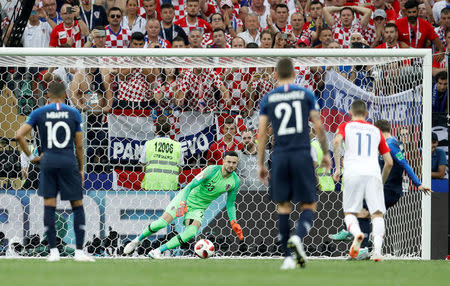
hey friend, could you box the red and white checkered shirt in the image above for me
[117,69,152,101]
[332,21,363,48]
[250,78,274,110]
[222,68,252,111]
[175,17,213,36]
[154,77,180,107]
[172,0,186,23]
[294,66,315,92]
[105,25,132,48]
[435,26,447,51]
[49,21,84,47]
[272,24,293,34]
[201,32,233,47]
[178,69,224,112]
[144,36,172,48]
[362,23,376,46]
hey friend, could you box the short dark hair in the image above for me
[160,3,174,10]
[404,0,419,10]
[93,25,106,31]
[156,116,171,136]
[374,119,391,133]
[441,7,450,15]
[275,4,288,11]
[108,7,122,15]
[224,151,239,158]
[320,27,332,35]
[48,81,66,98]
[224,117,235,125]
[310,1,323,7]
[131,31,145,42]
[246,42,259,48]
[384,22,398,31]
[212,28,225,35]
[435,71,447,81]
[350,100,367,116]
[172,36,185,45]
[340,7,354,16]
[275,58,294,80]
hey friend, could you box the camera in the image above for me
[66,7,73,13]
[280,33,288,40]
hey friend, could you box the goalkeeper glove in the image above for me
[176,201,188,217]
[230,220,244,240]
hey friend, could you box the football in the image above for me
[194,239,215,259]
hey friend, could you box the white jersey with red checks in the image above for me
[362,23,376,46]
[250,77,274,110]
[435,26,446,52]
[178,69,224,112]
[144,36,171,48]
[223,68,252,111]
[172,0,186,22]
[105,25,132,48]
[294,66,315,91]
[332,21,363,48]
[272,24,293,34]
[117,68,152,102]
[174,17,212,36]
[49,21,84,47]
[201,32,233,47]
[337,120,390,179]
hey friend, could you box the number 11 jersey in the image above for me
[259,84,319,153]
[337,120,390,179]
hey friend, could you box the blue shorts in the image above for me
[38,154,83,201]
[269,150,317,204]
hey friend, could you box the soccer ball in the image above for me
[194,239,215,259]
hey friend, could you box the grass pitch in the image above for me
[0,258,448,286]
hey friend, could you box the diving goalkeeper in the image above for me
[124,151,244,258]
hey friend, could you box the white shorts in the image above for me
[342,175,386,215]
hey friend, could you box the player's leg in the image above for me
[342,176,366,258]
[149,210,203,259]
[70,200,94,262]
[124,192,181,254]
[365,176,386,262]
[39,167,60,261]
[277,201,297,270]
[43,197,59,262]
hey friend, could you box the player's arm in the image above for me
[74,131,84,174]
[15,124,33,158]
[227,178,244,240]
[389,142,431,194]
[379,134,393,184]
[310,110,331,170]
[257,115,270,185]
[332,133,343,182]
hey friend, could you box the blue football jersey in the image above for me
[379,136,421,194]
[26,103,82,154]
[259,84,319,152]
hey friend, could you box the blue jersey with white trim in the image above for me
[26,103,82,154]
[259,84,319,152]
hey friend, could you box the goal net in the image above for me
[0,48,432,259]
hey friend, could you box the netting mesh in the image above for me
[0,52,425,258]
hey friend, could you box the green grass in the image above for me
[0,258,448,286]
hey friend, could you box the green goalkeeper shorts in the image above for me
[165,191,205,224]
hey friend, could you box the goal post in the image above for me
[0,48,432,259]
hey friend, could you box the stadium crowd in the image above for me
[0,0,448,182]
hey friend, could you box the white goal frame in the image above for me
[0,48,432,260]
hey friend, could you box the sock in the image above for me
[372,217,385,255]
[44,206,57,248]
[296,209,314,240]
[344,214,362,237]
[139,217,169,241]
[72,205,86,250]
[159,225,197,252]
[358,218,372,248]
[278,214,290,257]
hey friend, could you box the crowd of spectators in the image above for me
[0,0,447,181]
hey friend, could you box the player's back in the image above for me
[27,103,82,166]
[259,84,318,152]
[339,120,386,178]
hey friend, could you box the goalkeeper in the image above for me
[124,151,243,258]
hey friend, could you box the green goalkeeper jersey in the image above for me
[182,165,240,221]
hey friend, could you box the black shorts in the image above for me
[38,157,83,201]
[269,150,317,204]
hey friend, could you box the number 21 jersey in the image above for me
[337,120,390,179]
[259,84,319,152]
